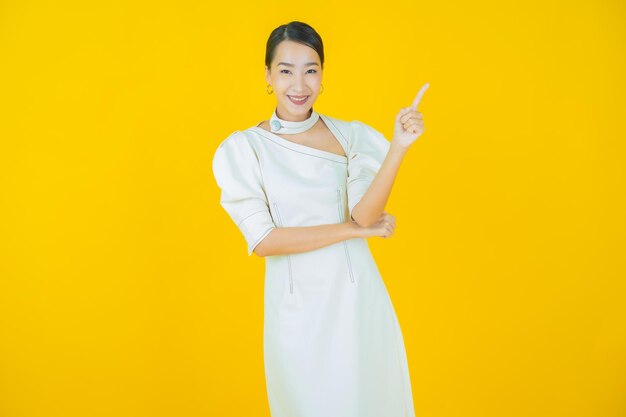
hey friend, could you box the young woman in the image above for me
[212,21,428,417]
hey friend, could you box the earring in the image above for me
[266,84,273,94]
[320,83,324,94]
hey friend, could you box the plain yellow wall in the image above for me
[1,1,625,416]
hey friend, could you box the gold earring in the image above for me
[266,84,273,94]
[320,83,324,94]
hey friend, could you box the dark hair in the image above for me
[265,21,324,71]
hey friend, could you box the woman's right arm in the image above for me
[253,213,396,257]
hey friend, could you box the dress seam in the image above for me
[251,129,347,164]
[248,226,275,256]
[272,202,294,294]
[337,187,355,284]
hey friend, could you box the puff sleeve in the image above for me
[211,131,276,256]
[346,120,391,221]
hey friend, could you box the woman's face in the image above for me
[265,40,322,121]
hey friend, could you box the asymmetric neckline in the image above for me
[248,113,348,163]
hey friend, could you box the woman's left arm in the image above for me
[351,143,408,227]
[351,83,430,227]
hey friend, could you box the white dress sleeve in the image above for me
[212,131,276,256]
[346,120,391,221]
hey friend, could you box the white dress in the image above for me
[212,113,415,417]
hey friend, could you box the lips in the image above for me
[288,95,309,105]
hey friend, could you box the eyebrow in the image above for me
[277,62,319,67]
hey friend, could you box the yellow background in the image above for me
[1,1,625,416]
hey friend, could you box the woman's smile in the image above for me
[288,95,309,105]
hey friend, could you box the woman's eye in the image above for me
[280,69,317,74]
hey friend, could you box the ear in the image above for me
[265,66,271,84]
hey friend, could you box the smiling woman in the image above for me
[212,20,418,417]
[264,25,324,120]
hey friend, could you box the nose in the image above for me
[293,75,307,94]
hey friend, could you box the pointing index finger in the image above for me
[411,82,430,110]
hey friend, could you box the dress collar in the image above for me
[269,107,320,134]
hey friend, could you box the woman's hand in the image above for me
[392,82,429,149]
[352,211,397,239]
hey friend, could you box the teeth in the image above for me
[290,96,307,101]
